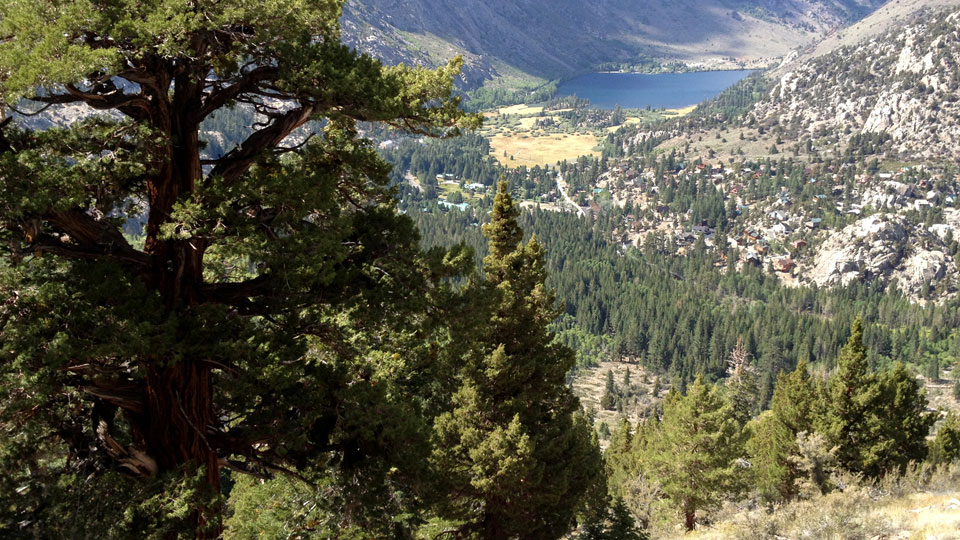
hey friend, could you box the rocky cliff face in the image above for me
[806,214,957,297]
[751,8,960,160]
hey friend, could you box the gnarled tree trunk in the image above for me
[134,72,222,535]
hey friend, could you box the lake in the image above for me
[556,70,755,110]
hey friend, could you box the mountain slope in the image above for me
[645,0,960,164]
[341,0,887,87]
[777,0,960,72]
[753,5,960,160]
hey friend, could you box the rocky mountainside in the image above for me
[341,0,886,87]
[806,213,959,297]
[751,6,960,160]
[776,0,960,72]
[599,3,960,302]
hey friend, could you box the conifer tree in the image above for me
[819,318,936,478]
[929,413,960,466]
[0,0,478,536]
[747,360,817,502]
[604,417,640,504]
[604,417,662,532]
[432,181,603,539]
[726,337,759,427]
[870,362,937,473]
[770,360,818,435]
[602,369,618,410]
[746,411,795,502]
[576,498,648,540]
[819,317,875,474]
[645,377,744,531]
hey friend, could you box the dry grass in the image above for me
[676,465,960,540]
[606,116,646,133]
[571,360,666,447]
[658,125,785,163]
[516,116,547,130]
[925,368,960,416]
[489,132,600,168]
[663,104,698,117]
[518,200,564,212]
[437,183,483,201]
[495,104,545,116]
[677,493,960,540]
[883,492,960,538]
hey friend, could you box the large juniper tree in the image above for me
[0,0,477,536]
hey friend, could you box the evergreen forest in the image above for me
[0,1,958,539]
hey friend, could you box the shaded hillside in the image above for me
[640,1,960,164]
[341,0,886,87]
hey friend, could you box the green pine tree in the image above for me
[819,317,876,475]
[645,377,745,531]
[770,360,818,435]
[432,181,604,539]
[746,410,796,502]
[819,318,936,478]
[929,413,960,466]
[602,369,618,410]
[746,360,819,502]
[870,362,937,473]
[575,498,648,540]
[726,337,759,427]
[926,356,941,381]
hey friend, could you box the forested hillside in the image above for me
[2,0,959,538]
[409,198,960,395]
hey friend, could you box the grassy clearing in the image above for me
[480,102,680,167]
[571,360,666,448]
[925,368,960,415]
[681,490,960,540]
[437,182,484,201]
[489,132,600,168]
[659,125,784,163]
[495,104,545,117]
[605,116,645,132]
[663,104,697,116]
[516,116,544,130]
[518,200,564,212]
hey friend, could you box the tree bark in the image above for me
[138,361,221,537]
[135,64,222,536]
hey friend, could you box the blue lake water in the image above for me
[556,70,755,110]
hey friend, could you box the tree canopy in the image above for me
[0,0,479,536]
